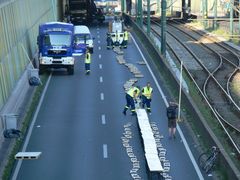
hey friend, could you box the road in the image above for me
[12,22,203,180]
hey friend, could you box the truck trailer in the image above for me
[65,0,98,24]
[37,22,75,75]
[64,0,105,24]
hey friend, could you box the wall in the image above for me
[0,0,56,111]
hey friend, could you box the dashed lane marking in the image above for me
[101,114,106,125]
[99,64,102,69]
[101,93,104,100]
[100,76,103,83]
[103,144,108,158]
[99,54,101,59]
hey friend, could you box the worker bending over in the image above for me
[123,86,140,116]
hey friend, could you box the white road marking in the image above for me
[101,114,106,124]
[98,46,101,50]
[103,144,108,158]
[100,76,103,83]
[99,64,103,69]
[101,93,104,100]
[97,35,100,38]
[98,40,101,44]
[99,54,101,59]
[131,33,204,180]
[97,27,100,30]
[97,31,99,34]
[12,74,53,180]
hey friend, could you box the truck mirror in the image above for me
[37,36,39,45]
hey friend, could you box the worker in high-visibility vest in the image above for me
[106,33,112,49]
[85,48,91,74]
[141,82,153,114]
[123,31,128,48]
[123,85,140,116]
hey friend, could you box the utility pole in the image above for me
[213,0,217,30]
[239,0,240,43]
[230,0,234,39]
[202,0,207,28]
[135,0,138,23]
[161,0,166,57]
[121,0,124,12]
[147,0,150,35]
[139,0,143,27]
[157,0,160,14]
[170,0,173,16]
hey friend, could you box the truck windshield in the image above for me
[74,34,91,44]
[70,4,86,10]
[43,34,71,46]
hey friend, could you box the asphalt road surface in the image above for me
[12,22,204,180]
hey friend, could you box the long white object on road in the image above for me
[136,109,163,172]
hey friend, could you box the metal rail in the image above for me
[144,18,240,154]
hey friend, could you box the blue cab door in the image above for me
[73,34,87,56]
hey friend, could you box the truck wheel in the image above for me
[39,66,44,75]
[68,66,74,75]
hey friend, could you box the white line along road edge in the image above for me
[130,33,204,180]
[12,74,53,180]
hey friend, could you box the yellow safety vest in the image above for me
[124,31,128,41]
[85,52,91,64]
[142,86,152,99]
[127,87,140,98]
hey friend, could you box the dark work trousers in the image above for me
[85,63,90,72]
[122,40,128,47]
[107,37,112,47]
[123,94,136,114]
[142,95,151,112]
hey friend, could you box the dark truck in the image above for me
[65,0,104,24]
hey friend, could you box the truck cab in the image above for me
[38,22,75,75]
[73,25,94,55]
[108,18,124,47]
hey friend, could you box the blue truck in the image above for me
[37,22,75,75]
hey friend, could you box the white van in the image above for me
[73,25,94,55]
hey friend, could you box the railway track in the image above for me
[143,18,240,155]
